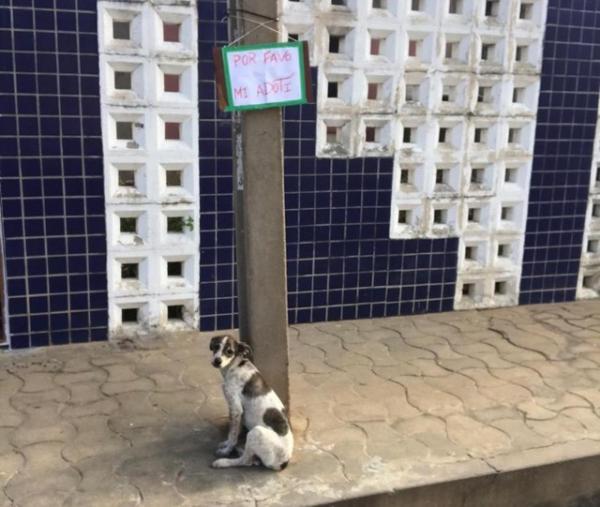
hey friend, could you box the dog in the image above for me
[209,335,293,471]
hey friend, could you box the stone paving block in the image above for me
[445,414,512,459]
[54,370,106,386]
[12,418,76,448]
[5,442,80,504]
[396,376,464,417]
[102,377,155,396]
[63,415,129,463]
[526,414,587,443]
[62,398,120,418]
[426,374,496,411]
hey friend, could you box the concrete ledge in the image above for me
[339,451,600,507]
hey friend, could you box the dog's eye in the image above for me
[224,348,233,356]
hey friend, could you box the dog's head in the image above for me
[209,335,253,369]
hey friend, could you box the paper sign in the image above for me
[219,42,308,112]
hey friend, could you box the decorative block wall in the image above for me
[578,99,600,299]
[98,0,200,335]
[280,0,547,310]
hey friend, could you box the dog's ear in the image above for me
[209,336,222,351]
[237,342,253,360]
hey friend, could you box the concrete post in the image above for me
[230,0,290,408]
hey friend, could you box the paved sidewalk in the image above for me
[1,300,600,506]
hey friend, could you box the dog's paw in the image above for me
[211,458,231,469]
[215,442,234,457]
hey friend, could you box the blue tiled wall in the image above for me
[520,0,600,304]
[283,90,458,324]
[0,0,107,348]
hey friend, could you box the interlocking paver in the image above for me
[1,300,600,506]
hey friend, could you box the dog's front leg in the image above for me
[216,400,242,457]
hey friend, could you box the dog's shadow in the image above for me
[109,419,279,500]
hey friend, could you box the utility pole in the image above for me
[229,0,290,407]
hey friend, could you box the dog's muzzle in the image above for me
[212,357,222,368]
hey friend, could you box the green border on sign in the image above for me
[221,41,307,112]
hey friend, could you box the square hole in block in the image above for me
[372,0,386,9]
[121,262,139,279]
[433,208,448,225]
[592,203,600,218]
[165,122,181,140]
[504,166,519,184]
[484,0,500,17]
[582,275,596,290]
[398,208,412,224]
[474,127,488,145]
[110,113,144,149]
[103,8,142,48]
[437,122,463,149]
[120,216,137,234]
[162,210,195,242]
[588,239,599,254]
[160,163,194,206]
[507,127,521,145]
[481,43,496,62]
[168,261,183,277]
[469,165,493,192]
[368,30,397,61]
[164,73,180,92]
[498,242,512,259]
[111,163,146,199]
[163,22,181,43]
[118,170,135,187]
[326,27,353,58]
[158,114,192,149]
[464,245,476,260]
[500,205,514,221]
[477,85,492,104]
[398,165,419,192]
[155,11,193,52]
[519,1,533,20]
[403,126,416,144]
[463,241,487,266]
[320,119,352,156]
[166,170,182,186]
[324,72,352,104]
[405,83,421,103]
[121,307,138,323]
[449,0,463,14]
[115,71,131,90]
[162,256,194,290]
[116,121,133,140]
[167,216,187,233]
[467,206,481,224]
[167,304,184,320]
[108,61,144,99]
[494,280,507,295]
[410,0,424,11]
[113,20,130,40]
[362,119,394,155]
[462,282,475,297]
[441,84,456,103]
[157,64,193,102]
[434,165,459,193]
[114,211,146,246]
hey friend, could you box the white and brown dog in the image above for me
[209,335,293,471]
